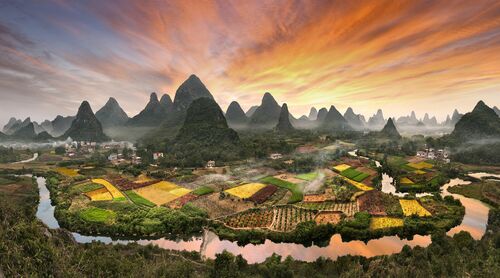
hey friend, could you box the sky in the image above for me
[0,0,499,125]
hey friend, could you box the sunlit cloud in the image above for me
[0,0,499,123]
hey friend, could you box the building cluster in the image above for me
[416,148,450,163]
[64,141,96,157]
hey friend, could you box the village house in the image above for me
[153,152,164,160]
[206,160,216,168]
[269,153,283,160]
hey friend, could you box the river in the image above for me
[34,170,492,263]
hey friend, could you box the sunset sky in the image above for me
[0,0,499,124]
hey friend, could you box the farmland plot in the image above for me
[91,179,125,200]
[399,199,432,217]
[370,217,404,230]
[133,181,191,206]
[224,209,274,229]
[225,183,266,199]
[85,188,112,201]
[270,206,317,232]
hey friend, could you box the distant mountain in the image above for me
[321,105,351,131]
[173,74,214,112]
[40,120,53,134]
[226,101,248,126]
[308,107,318,121]
[343,107,365,130]
[35,131,54,141]
[379,118,401,139]
[396,111,418,126]
[172,98,241,165]
[275,103,295,133]
[62,101,109,142]
[160,94,174,111]
[51,115,75,137]
[5,117,31,135]
[450,109,463,126]
[11,122,36,140]
[245,106,259,118]
[2,117,21,134]
[127,93,170,127]
[95,97,129,128]
[422,113,438,126]
[249,92,282,129]
[316,108,328,123]
[443,115,451,126]
[368,109,385,128]
[450,101,500,142]
[493,106,500,117]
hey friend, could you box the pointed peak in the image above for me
[472,100,489,112]
[160,94,172,104]
[346,107,354,113]
[149,92,159,102]
[79,101,93,112]
[107,97,118,104]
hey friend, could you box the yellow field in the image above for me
[341,177,374,191]
[134,174,153,183]
[407,162,434,170]
[85,188,113,201]
[400,177,414,184]
[414,170,426,174]
[133,181,191,205]
[370,217,404,230]
[225,183,267,198]
[56,167,79,177]
[399,199,432,217]
[333,164,351,172]
[91,179,125,199]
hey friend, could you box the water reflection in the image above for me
[35,173,491,263]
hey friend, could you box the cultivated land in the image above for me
[0,135,473,246]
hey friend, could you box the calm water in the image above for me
[35,174,491,263]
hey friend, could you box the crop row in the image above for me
[224,209,274,229]
[270,206,317,232]
[296,201,359,216]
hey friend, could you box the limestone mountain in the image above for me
[450,109,463,126]
[275,103,295,132]
[51,115,75,137]
[172,98,241,165]
[40,120,53,134]
[245,106,259,118]
[4,117,31,135]
[321,105,351,131]
[450,101,500,142]
[368,109,385,128]
[493,106,500,117]
[11,122,36,140]
[308,107,318,121]
[249,92,282,128]
[379,118,401,139]
[344,107,365,130]
[422,113,438,126]
[95,97,129,128]
[2,117,21,134]
[160,94,174,111]
[62,101,109,142]
[173,74,214,112]
[35,131,54,141]
[316,108,328,123]
[396,111,419,126]
[127,93,169,127]
[225,101,248,126]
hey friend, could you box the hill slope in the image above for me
[249,92,281,129]
[95,97,129,128]
[62,101,109,142]
[226,101,248,126]
[275,103,295,132]
[450,101,500,142]
[171,98,241,166]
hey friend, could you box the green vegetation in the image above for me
[260,176,303,203]
[192,186,215,196]
[340,168,362,179]
[78,167,107,176]
[70,182,103,194]
[124,190,156,207]
[448,180,500,208]
[79,207,116,223]
[295,172,318,181]
[352,172,370,182]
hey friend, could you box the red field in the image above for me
[247,185,277,204]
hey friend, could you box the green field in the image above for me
[352,173,370,182]
[124,190,156,207]
[79,207,116,223]
[261,176,303,203]
[192,186,215,196]
[341,168,363,179]
[295,172,319,181]
[70,182,103,194]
